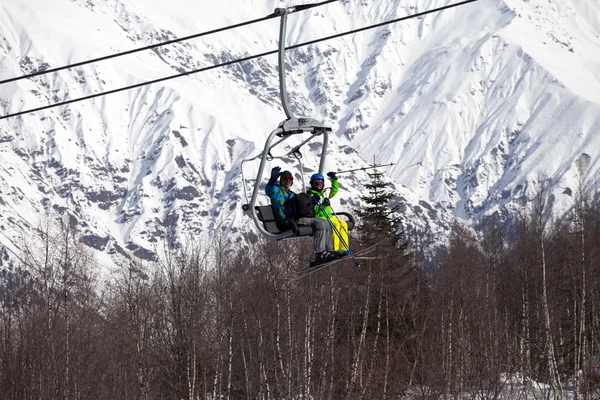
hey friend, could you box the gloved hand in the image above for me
[270,166,281,180]
[327,171,338,180]
[322,198,331,207]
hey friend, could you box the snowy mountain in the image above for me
[1,0,599,264]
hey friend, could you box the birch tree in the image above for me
[532,177,563,396]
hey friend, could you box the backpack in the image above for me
[293,192,314,219]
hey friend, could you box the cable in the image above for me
[0,0,479,121]
[0,0,339,86]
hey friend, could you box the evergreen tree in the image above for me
[355,166,403,246]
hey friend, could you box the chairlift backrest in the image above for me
[254,205,355,238]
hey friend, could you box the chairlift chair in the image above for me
[241,7,354,240]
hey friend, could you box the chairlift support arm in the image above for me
[275,7,294,120]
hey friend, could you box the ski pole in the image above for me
[333,162,395,175]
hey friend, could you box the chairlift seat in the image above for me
[255,205,355,237]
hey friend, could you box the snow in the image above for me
[0,0,599,264]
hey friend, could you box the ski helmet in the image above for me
[310,173,324,182]
[310,173,325,189]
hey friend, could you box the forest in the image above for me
[1,181,600,399]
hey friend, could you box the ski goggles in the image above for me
[281,177,294,184]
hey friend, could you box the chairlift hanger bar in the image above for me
[276,7,294,120]
[274,6,331,137]
[272,6,329,175]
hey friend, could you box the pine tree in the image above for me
[355,166,403,246]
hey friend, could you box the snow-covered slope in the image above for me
[1,0,599,263]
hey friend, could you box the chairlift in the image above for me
[241,7,354,240]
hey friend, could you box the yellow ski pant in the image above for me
[327,217,349,251]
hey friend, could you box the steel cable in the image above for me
[0,0,339,86]
[0,0,479,121]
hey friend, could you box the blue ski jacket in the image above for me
[265,182,295,220]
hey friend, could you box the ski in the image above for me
[298,255,379,262]
[293,237,389,280]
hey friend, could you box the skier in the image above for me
[265,166,338,264]
[307,172,350,255]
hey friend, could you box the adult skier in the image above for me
[307,172,350,255]
[265,167,338,264]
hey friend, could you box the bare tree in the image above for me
[531,177,563,396]
[572,154,591,399]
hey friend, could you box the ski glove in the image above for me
[267,166,281,185]
[327,171,338,180]
[270,166,281,179]
[312,195,330,207]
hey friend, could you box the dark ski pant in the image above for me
[297,217,334,253]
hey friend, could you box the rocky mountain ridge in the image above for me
[0,0,599,265]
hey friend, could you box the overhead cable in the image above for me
[0,0,339,86]
[0,0,479,121]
